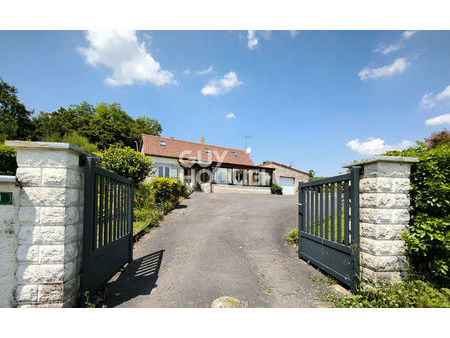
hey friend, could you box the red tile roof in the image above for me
[141,135,255,166]
[258,161,310,176]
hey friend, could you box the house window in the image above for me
[159,140,166,147]
[184,168,191,184]
[204,148,211,154]
[232,151,238,157]
[213,168,231,184]
[154,163,177,178]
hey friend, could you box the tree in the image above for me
[34,102,162,150]
[0,77,35,142]
[99,146,152,184]
[132,117,162,147]
[425,129,449,149]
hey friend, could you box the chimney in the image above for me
[200,136,205,145]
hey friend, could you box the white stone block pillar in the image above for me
[343,156,419,287]
[5,141,94,307]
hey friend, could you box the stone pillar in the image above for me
[343,156,419,287]
[5,141,94,307]
[0,175,20,307]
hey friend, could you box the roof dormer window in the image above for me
[232,151,238,157]
[204,148,211,154]
[159,140,166,147]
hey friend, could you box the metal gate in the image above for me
[82,157,134,294]
[298,166,360,291]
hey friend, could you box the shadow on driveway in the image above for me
[105,250,164,307]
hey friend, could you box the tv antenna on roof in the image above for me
[240,134,252,148]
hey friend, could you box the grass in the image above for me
[285,229,299,248]
[323,280,450,308]
[133,196,187,236]
[304,210,348,243]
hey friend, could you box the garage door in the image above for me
[279,176,295,195]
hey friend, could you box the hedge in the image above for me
[384,141,449,286]
[0,144,17,175]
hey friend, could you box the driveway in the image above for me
[105,192,334,307]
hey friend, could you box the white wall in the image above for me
[0,176,20,307]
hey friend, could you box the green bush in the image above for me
[385,141,449,285]
[180,183,191,198]
[42,131,99,153]
[150,177,182,204]
[134,182,155,209]
[99,145,152,184]
[285,229,299,248]
[0,144,17,175]
[271,184,283,195]
[324,280,450,308]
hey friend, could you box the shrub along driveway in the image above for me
[105,193,333,307]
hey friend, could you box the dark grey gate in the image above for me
[82,157,134,294]
[298,166,360,292]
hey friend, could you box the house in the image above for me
[257,161,310,195]
[141,134,275,194]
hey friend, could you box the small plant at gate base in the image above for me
[285,229,299,248]
[271,184,283,195]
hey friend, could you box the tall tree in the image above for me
[0,77,35,142]
[34,101,162,150]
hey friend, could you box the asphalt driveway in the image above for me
[105,192,334,307]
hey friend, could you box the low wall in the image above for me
[212,184,271,195]
[0,176,20,307]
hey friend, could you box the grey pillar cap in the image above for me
[5,140,99,159]
[342,156,419,169]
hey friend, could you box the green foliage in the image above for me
[0,77,35,142]
[34,102,162,150]
[310,176,329,182]
[425,129,449,149]
[0,144,17,175]
[150,177,182,204]
[99,146,152,184]
[134,182,155,209]
[285,229,299,248]
[133,180,184,235]
[180,183,192,199]
[384,140,450,286]
[324,280,450,308]
[271,184,283,195]
[41,131,98,153]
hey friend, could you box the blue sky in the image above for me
[0,30,449,176]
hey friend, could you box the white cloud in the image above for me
[374,43,403,55]
[436,85,450,101]
[196,65,214,75]
[374,31,417,55]
[402,31,417,40]
[359,58,409,80]
[247,30,258,50]
[420,92,436,108]
[425,113,450,126]
[346,137,415,156]
[78,30,174,87]
[225,113,236,119]
[246,30,272,50]
[201,71,243,96]
[183,68,191,75]
[420,85,450,108]
[289,30,299,38]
